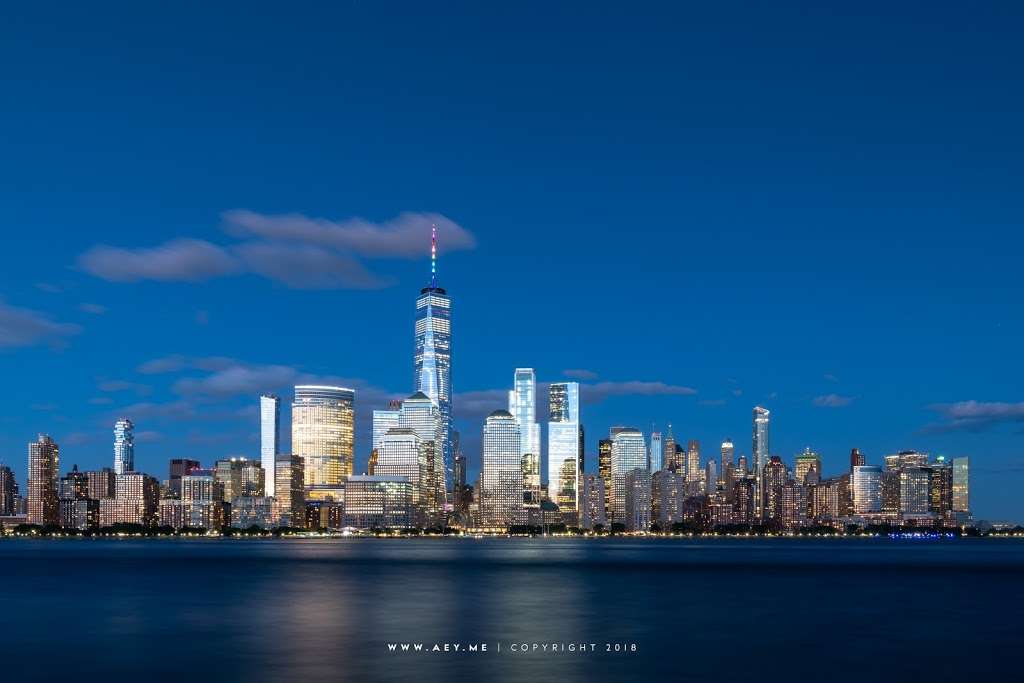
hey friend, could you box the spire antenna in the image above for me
[431,223,438,287]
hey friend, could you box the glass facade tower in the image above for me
[509,368,541,505]
[547,382,581,515]
[610,428,646,525]
[752,406,770,519]
[113,418,134,475]
[291,385,355,493]
[260,394,280,496]
[480,409,523,529]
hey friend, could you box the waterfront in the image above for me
[1,538,1021,682]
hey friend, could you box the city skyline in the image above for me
[1,4,1022,522]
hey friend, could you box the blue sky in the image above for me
[1,2,1022,520]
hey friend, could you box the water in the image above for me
[1,537,1021,682]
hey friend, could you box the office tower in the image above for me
[113,418,134,475]
[99,472,159,527]
[396,391,445,522]
[372,405,402,452]
[480,409,523,529]
[652,469,685,528]
[0,465,16,516]
[705,460,717,494]
[952,457,969,513]
[880,470,901,520]
[929,457,953,517]
[762,456,787,521]
[900,467,931,516]
[580,474,608,530]
[850,448,865,470]
[548,382,582,518]
[274,454,305,527]
[720,439,734,486]
[375,428,426,524]
[610,428,646,524]
[598,438,613,521]
[214,457,265,501]
[343,475,414,530]
[27,434,59,526]
[260,394,280,496]
[453,453,468,512]
[624,468,652,532]
[230,496,275,529]
[852,465,882,514]
[752,406,770,519]
[686,440,701,484]
[649,431,663,472]
[509,368,542,506]
[292,385,355,498]
[794,448,821,485]
[663,424,676,473]
[414,224,453,489]
[167,459,199,499]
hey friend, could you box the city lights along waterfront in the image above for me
[0,227,1009,538]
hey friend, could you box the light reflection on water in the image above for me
[1,538,1022,682]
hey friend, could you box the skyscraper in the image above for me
[274,454,305,527]
[762,456,787,521]
[852,465,883,514]
[663,424,677,473]
[580,474,607,530]
[291,385,355,498]
[752,406,770,519]
[414,224,452,490]
[0,465,16,516]
[260,394,280,496]
[509,368,541,506]
[547,382,582,517]
[598,438,613,521]
[850,448,865,470]
[952,457,969,514]
[480,409,523,529]
[624,468,652,532]
[27,434,59,526]
[610,428,646,525]
[375,428,426,524]
[686,440,701,485]
[113,418,134,475]
[649,431,663,472]
[168,459,200,499]
[794,448,822,485]
[720,439,735,487]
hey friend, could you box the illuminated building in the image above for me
[810,479,841,522]
[663,424,677,473]
[624,468,652,532]
[27,434,59,526]
[292,385,355,494]
[732,476,756,524]
[850,448,865,470]
[900,467,932,516]
[305,500,343,530]
[720,439,734,488]
[547,382,582,519]
[705,460,717,496]
[649,431,663,473]
[509,368,542,507]
[709,490,732,527]
[59,465,97,531]
[180,469,226,530]
[737,454,748,476]
[260,394,280,496]
[414,225,453,491]
[214,457,265,502]
[880,470,901,520]
[852,465,882,514]
[453,453,469,513]
[752,406,770,519]
[231,496,276,529]
[99,472,159,527]
[580,474,607,530]
[480,409,523,529]
[158,500,185,530]
[113,418,134,475]
[652,469,684,528]
[762,456,787,521]
[167,459,199,499]
[343,475,413,530]
[929,458,953,517]
[0,465,16,516]
[598,439,613,520]
[780,480,807,529]
[686,440,701,485]
[952,457,969,514]
[375,428,427,524]
[794,448,821,485]
[274,454,305,527]
[610,428,646,525]
[395,391,445,523]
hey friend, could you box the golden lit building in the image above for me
[291,385,355,495]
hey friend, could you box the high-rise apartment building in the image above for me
[0,465,16,516]
[260,394,280,496]
[652,469,685,528]
[27,434,59,526]
[168,459,199,499]
[113,418,134,475]
[720,439,735,487]
[292,385,354,499]
[752,406,770,519]
[213,457,265,501]
[762,456,787,521]
[580,474,607,530]
[99,472,159,527]
[274,454,305,527]
[624,468,652,532]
